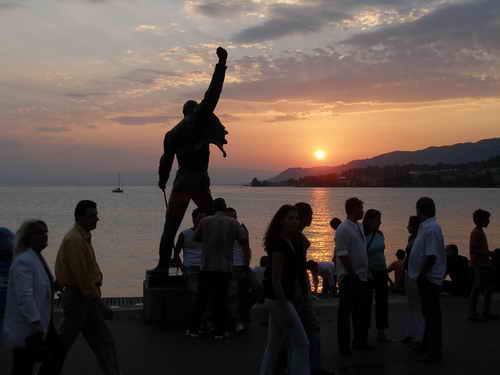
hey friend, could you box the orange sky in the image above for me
[1,0,499,184]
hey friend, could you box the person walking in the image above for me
[293,202,333,375]
[53,200,120,375]
[336,198,373,356]
[3,220,60,375]
[468,209,498,321]
[259,204,310,375]
[363,209,392,342]
[408,197,446,363]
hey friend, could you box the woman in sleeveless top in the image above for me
[259,205,310,375]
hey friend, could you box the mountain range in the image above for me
[267,137,500,183]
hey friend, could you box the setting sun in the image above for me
[314,150,326,160]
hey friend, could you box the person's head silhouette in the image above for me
[183,100,198,116]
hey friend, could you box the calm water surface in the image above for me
[1,186,499,297]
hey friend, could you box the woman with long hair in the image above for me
[363,209,391,342]
[3,220,59,375]
[401,215,425,344]
[260,205,310,375]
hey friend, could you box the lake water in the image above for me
[1,186,499,297]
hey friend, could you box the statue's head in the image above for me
[183,100,198,116]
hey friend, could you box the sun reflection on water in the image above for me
[304,188,335,263]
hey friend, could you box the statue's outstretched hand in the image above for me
[216,47,228,62]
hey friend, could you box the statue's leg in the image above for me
[158,191,191,270]
[191,190,213,214]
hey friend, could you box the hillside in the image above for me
[267,138,500,183]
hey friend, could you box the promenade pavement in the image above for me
[1,296,499,375]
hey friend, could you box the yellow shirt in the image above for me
[55,224,103,297]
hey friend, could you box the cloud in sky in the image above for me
[344,0,500,51]
[228,0,450,43]
[232,2,348,43]
[185,0,260,18]
[265,113,306,123]
[0,0,26,10]
[35,126,69,133]
[111,115,177,126]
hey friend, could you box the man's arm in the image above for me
[194,221,204,242]
[158,134,175,191]
[173,232,185,268]
[195,47,227,116]
[419,255,437,280]
[238,223,251,266]
[418,230,440,280]
[335,227,354,275]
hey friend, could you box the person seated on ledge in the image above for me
[306,260,337,297]
[388,249,406,294]
[443,244,470,297]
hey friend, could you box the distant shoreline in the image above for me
[243,185,500,188]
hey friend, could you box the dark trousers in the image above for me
[228,266,252,323]
[191,271,231,336]
[367,270,389,330]
[337,275,370,352]
[12,347,38,375]
[158,191,212,269]
[11,324,62,375]
[293,294,322,373]
[49,288,120,375]
[418,278,442,356]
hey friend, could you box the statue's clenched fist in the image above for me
[216,47,228,62]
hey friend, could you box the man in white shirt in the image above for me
[336,197,373,356]
[173,208,206,330]
[189,198,247,339]
[408,197,446,362]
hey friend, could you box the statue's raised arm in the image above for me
[195,47,228,116]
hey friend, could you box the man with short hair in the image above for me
[53,200,120,375]
[336,197,372,356]
[408,197,446,363]
[189,198,247,339]
[468,209,497,321]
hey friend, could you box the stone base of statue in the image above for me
[143,269,189,326]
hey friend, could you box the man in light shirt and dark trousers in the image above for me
[408,197,446,363]
[335,197,373,356]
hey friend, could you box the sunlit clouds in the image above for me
[1,0,499,184]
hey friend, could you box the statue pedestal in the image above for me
[143,270,189,326]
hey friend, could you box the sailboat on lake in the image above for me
[112,173,124,193]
